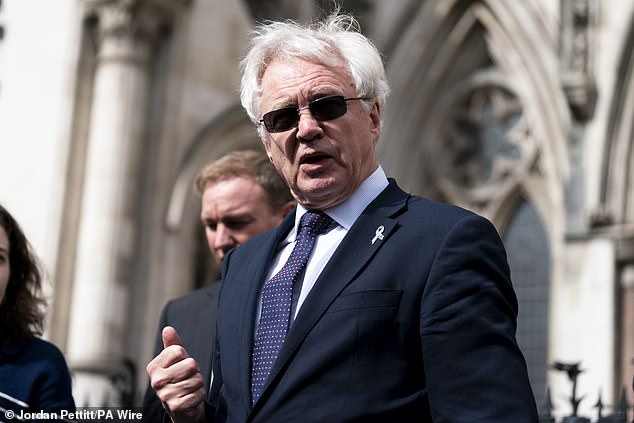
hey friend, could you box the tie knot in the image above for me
[299,210,333,237]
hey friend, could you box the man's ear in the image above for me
[369,100,381,141]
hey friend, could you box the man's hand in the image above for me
[146,326,206,423]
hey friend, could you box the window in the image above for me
[503,201,551,406]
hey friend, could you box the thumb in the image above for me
[162,325,184,349]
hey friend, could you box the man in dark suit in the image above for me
[142,150,294,422]
[147,11,539,423]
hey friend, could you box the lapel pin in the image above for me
[371,225,385,245]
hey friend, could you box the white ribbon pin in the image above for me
[371,225,385,245]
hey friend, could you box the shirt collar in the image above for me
[293,165,389,237]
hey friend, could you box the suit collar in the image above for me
[250,180,410,412]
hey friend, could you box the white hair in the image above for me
[239,12,390,131]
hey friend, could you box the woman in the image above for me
[0,204,75,417]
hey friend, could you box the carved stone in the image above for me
[560,0,597,120]
[83,0,188,48]
[436,69,536,214]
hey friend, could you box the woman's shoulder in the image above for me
[0,337,75,413]
[19,337,69,366]
[1,337,72,380]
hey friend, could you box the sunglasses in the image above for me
[259,95,369,133]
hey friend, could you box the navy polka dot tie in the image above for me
[251,210,333,404]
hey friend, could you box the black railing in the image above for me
[540,361,634,423]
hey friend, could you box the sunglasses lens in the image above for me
[263,107,299,133]
[310,96,347,121]
[261,96,355,133]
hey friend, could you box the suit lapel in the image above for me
[255,181,410,406]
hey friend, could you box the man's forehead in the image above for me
[260,58,352,98]
[201,178,266,213]
[203,176,262,196]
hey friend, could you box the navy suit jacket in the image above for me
[210,180,538,422]
[142,282,220,423]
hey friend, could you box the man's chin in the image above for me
[294,181,348,209]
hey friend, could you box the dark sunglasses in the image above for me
[259,95,369,133]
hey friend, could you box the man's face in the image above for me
[0,226,10,305]
[259,58,381,209]
[201,176,289,262]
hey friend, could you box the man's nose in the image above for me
[215,225,234,250]
[297,109,323,141]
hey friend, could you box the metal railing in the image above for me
[540,362,633,423]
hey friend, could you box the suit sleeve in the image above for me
[420,214,538,423]
[141,303,171,423]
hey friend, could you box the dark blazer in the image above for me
[142,282,221,423]
[210,180,538,423]
[0,337,75,416]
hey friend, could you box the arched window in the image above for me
[503,201,550,405]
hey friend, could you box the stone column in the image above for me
[67,0,184,362]
[620,263,634,393]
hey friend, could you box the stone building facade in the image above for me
[0,0,632,417]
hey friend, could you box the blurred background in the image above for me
[0,0,632,419]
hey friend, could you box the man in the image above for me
[142,150,294,422]
[147,12,539,423]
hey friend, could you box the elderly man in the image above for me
[147,12,538,423]
[142,150,293,422]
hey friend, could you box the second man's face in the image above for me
[201,176,288,263]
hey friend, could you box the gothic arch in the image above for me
[491,171,557,239]
[379,0,570,229]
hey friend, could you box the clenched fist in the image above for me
[146,326,206,423]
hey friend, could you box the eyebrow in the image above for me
[201,212,255,223]
[268,92,341,110]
